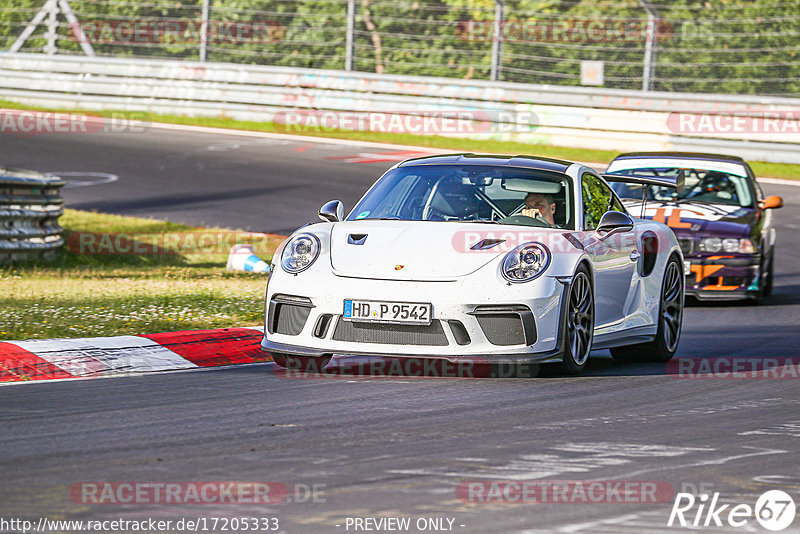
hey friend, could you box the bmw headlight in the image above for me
[721,238,740,253]
[502,242,551,283]
[281,233,320,273]
[699,237,722,253]
[699,237,755,254]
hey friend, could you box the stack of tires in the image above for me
[0,166,64,263]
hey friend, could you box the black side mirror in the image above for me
[596,211,634,236]
[318,200,344,222]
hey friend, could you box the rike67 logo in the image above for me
[668,490,796,531]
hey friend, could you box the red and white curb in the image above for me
[0,327,268,385]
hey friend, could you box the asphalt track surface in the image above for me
[2,126,800,533]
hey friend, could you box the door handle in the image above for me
[630,250,641,262]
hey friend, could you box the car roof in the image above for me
[612,151,746,164]
[396,153,573,174]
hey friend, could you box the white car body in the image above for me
[261,155,683,371]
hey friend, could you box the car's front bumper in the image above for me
[260,337,565,365]
[261,268,570,364]
[683,255,761,300]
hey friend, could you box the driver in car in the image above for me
[523,192,557,226]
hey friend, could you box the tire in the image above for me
[762,251,775,299]
[611,255,684,363]
[271,353,331,372]
[560,265,595,375]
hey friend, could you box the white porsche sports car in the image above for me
[261,154,685,374]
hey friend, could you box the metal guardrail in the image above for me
[2,53,800,164]
[0,166,65,263]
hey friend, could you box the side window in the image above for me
[581,173,613,230]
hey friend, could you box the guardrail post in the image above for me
[10,0,95,56]
[0,167,65,264]
[199,0,211,62]
[345,0,356,71]
[58,0,95,56]
[639,0,658,91]
[490,0,505,82]
[45,0,57,54]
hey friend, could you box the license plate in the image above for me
[343,299,432,325]
[684,260,692,276]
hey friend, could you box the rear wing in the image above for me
[602,170,685,194]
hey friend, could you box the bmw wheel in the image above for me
[760,250,775,300]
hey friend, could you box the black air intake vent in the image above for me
[333,319,448,346]
[471,238,505,250]
[268,295,313,336]
[348,234,368,245]
[470,305,536,346]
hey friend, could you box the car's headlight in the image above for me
[502,242,551,283]
[281,233,320,273]
[698,237,722,253]
[722,238,740,253]
[738,238,756,253]
[699,237,754,254]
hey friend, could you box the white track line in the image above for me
[146,121,800,186]
[148,121,453,153]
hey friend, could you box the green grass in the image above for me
[3,99,800,180]
[0,210,283,340]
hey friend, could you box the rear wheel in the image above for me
[611,255,683,363]
[560,266,594,375]
[271,353,331,372]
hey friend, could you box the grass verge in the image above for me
[3,99,800,180]
[0,209,283,340]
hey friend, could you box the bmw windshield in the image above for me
[608,167,754,208]
[347,164,575,229]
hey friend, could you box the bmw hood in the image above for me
[626,200,756,237]
[328,220,557,281]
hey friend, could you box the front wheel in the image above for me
[560,266,595,375]
[758,250,775,301]
[611,255,684,363]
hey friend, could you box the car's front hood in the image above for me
[329,220,557,281]
[624,200,755,237]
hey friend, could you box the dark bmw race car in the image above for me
[605,152,783,302]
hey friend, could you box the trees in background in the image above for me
[1,0,798,95]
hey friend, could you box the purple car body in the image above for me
[607,152,783,301]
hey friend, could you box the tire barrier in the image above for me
[0,166,65,263]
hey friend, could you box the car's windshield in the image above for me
[608,167,753,207]
[348,164,575,229]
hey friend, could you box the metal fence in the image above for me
[3,53,800,164]
[0,166,64,263]
[2,0,800,96]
